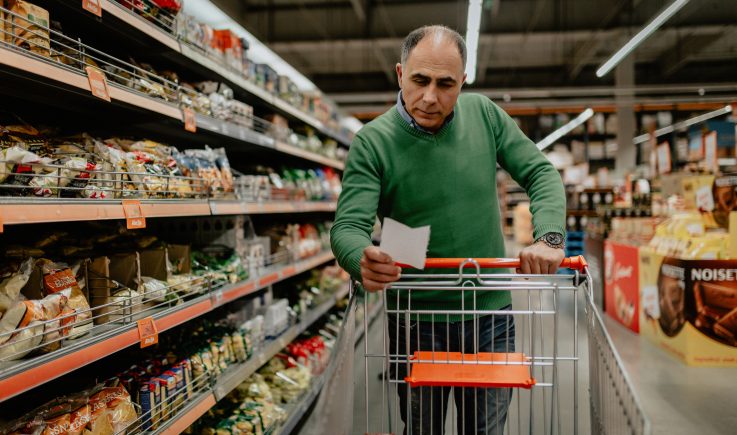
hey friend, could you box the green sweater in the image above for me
[331,93,566,318]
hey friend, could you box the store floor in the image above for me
[604,315,737,435]
[352,282,736,434]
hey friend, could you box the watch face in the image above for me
[546,233,564,246]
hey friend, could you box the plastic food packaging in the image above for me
[39,259,93,338]
[0,257,33,314]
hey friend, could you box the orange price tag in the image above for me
[137,316,158,348]
[183,108,197,132]
[122,200,146,229]
[82,0,102,17]
[85,66,110,102]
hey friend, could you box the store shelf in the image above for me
[275,142,345,170]
[193,113,275,148]
[153,283,349,434]
[0,252,336,402]
[80,0,351,146]
[277,372,328,435]
[210,201,337,215]
[0,199,210,226]
[0,45,344,168]
[0,44,181,119]
[213,283,349,401]
[212,251,337,309]
[0,199,336,227]
[156,391,218,435]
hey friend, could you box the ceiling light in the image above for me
[632,105,732,144]
[536,108,594,151]
[596,0,690,78]
[465,0,483,84]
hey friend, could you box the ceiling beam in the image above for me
[658,29,735,77]
[348,0,366,22]
[567,0,645,80]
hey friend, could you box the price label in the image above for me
[82,0,102,16]
[183,108,197,133]
[122,200,146,229]
[137,317,158,348]
[212,289,224,305]
[85,66,110,101]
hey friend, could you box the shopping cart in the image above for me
[361,256,650,435]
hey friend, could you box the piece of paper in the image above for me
[379,218,430,269]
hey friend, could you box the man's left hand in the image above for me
[519,241,565,274]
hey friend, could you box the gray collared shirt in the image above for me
[396,91,454,134]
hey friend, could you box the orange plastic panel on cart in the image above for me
[404,351,536,389]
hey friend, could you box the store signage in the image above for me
[137,317,158,348]
[122,200,146,229]
[85,66,110,102]
[183,108,197,133]
[82,0,102,17]
[604,241,640,332]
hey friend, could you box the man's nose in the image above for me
[422,85,438,105]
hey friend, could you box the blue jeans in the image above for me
[388,307,515,435]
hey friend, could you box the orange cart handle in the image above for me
[397,256,588,272]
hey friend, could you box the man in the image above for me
[331,25,566,434]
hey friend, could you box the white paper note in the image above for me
[379,218,430,269]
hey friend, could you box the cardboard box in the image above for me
[604,241,640,332]
[88,253,142,325]
[639,247,737,366]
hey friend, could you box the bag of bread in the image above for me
[39,259,93,338]
[67,395,91,435]
[5,0,51,57]
[0,299,44,360]
[0,257,33,314]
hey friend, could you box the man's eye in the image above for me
[414,78,428,85]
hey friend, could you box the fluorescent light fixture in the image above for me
[596,0,690,78]
[465,0,483,84]
[633,105,732,144]
[536,108,594,150]
[183,0,317,91]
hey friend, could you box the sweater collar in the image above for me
[396,91,455,134]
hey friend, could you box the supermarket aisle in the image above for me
[605,315,737,435]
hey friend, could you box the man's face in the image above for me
[397,35,466,132]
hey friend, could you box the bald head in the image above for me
[400,25,467,67]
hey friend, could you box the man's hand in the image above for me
[519,242,565,275]
[360,246,402,292]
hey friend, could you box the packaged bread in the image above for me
[39,259,93,338]
[5,0,51,57]
[0,257,33,314]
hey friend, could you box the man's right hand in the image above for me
[360,246,402,292]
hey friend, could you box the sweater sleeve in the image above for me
[330,135,382,281]
[488,100,567,239]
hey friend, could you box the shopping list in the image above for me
[379,218,430,270]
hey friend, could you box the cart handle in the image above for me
[397,256,588,272]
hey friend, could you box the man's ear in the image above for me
[461,72,467,87]
[396,63,403,86]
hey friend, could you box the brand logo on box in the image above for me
[691,268,737,281]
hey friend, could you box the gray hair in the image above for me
[400,25,467,66]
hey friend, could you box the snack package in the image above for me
[5,0,51,57]
[213,147,233,193]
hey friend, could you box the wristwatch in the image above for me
[536,232,565,249]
